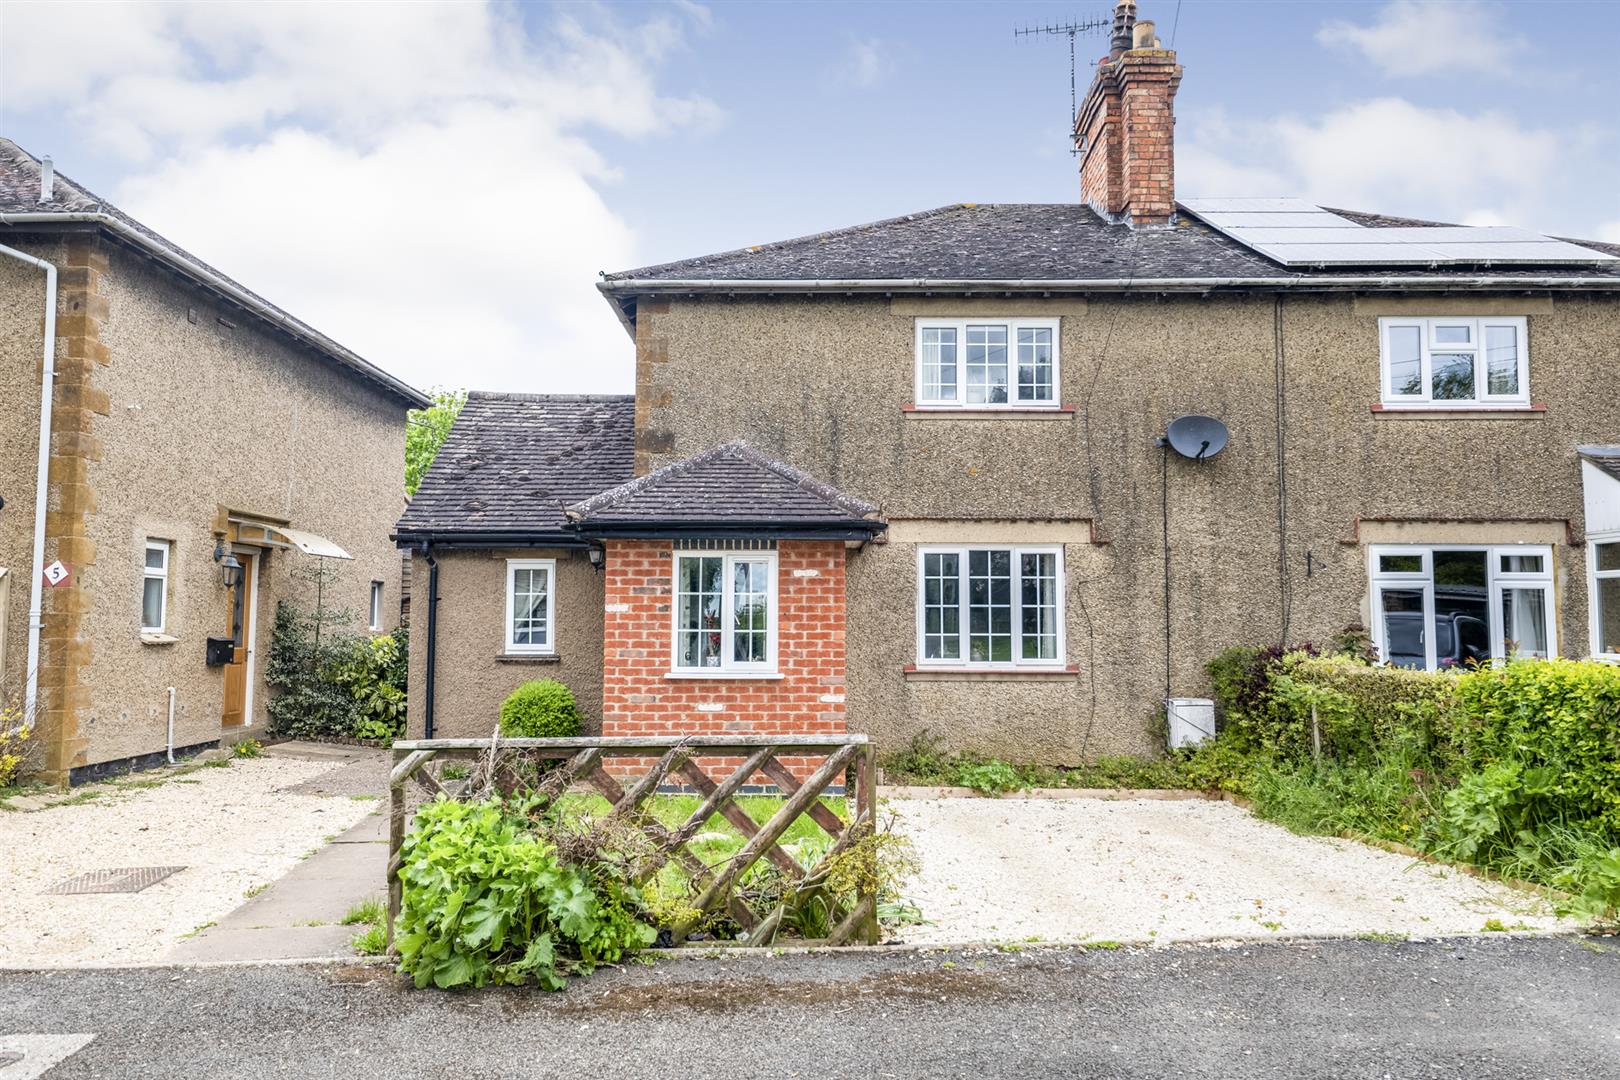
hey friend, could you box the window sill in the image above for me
[1371,403,1545,420]
[903,664,1078,682]
[140,633,179,646]
[496,652,559,664]
[664,670,785,681]
[902,404,1075,420]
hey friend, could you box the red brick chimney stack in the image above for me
[1077,0,1184,229]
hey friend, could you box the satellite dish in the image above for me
[1164,415,1229,462]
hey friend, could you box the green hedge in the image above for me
[499,679,581,739]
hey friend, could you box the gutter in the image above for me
[391,530,590,550]
[598,273,1620,295]
[0,212,429,409]
[0,241,57,731]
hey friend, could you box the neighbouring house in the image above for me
[0,139,427,784]
[399,0,1620,764]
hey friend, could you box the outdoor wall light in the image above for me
[213,540,244,589]
[587,546,605,570]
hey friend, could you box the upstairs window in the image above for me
[142,540,171,633]
[1378,317,1529,408]
[505,559,555,654]
[915,318,1060,408]
[673,551,777,673]
[916,545,1063,667]
[1368,544,1554,671]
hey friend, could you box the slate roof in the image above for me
[0,138,426,407]
[568,441,884,536]
[1578,446,1620,484]
[599,202,1620,291]
[394,393,635,541]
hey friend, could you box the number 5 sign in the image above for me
[43,560,71,588]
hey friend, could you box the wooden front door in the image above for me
[221,550,257,728]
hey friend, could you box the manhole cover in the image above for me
[46,866,185,895]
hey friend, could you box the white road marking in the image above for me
[0,1035,96,1079]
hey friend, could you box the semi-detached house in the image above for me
[397,1,1620,763]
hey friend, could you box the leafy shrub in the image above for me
[0,701,32,789]
[395,796,654,989]
[232,738,264,759]
[499,680,581,740]
[335,626,410,743]
[955,760,1024,796]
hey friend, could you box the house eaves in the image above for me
[1,211,430,409]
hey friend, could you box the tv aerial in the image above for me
[1161,415,1230,463]
[1014,14,1112,148]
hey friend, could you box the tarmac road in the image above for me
[1,935,1617,1079]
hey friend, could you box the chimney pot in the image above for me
[39,156,54,203]
[1110,0,1138,59]
[1133,20,1157,49]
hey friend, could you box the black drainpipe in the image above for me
[421,543,440,740]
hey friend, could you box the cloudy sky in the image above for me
[3,0,1616,398]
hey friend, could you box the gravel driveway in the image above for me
[0,754,377,967]
[891,796,1568,944]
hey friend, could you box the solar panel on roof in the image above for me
[1178,198,1616,268]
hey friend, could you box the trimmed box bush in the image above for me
[499,679,581,739]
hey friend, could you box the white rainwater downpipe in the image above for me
[0,240,57,731]
[166,687,177,765]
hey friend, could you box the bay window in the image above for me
[916,545,1063,667]
[1590,538,1620,660]
[1378,316,1529,408]
[673,550,777,673]
[1368,544,1555,670]
[915,318,1060,408]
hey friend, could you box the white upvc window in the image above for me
[915,545,1064,667]
[1368,544,1555,671]
[914,318,1060,408]
[1589,535,1620,661]
[672,550,778,673]
[368,581,384,631]
[504,559,555,654]
[1378,316,1529,408]
[142,540,171,633]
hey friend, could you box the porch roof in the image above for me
[566,441,886,540]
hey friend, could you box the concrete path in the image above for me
[3,937,1616,1078]
[163,742,389,964]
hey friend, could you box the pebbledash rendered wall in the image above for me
[403,547,606,739]
[629,291,1620,762]
[0,232,408,780]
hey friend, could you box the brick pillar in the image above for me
[37,235,110,781]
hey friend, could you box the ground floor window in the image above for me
[505,559,555,654]
[142,539,171,633]
[368,580,384,631]
[915,545,1063,666]
[1590,537,1620,660]
[673,551,777,672]
[1368,544,1555,670]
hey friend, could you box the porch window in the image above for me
[916,545,1063,666]
[673,551,777,673]
[1377,317,1529,408]
[368,581,384,631]
[1590,539,1620,660]
[914,318,1060,408]
[142,540,171,633]
[1368,544,1555,670]
[504,559,555,654]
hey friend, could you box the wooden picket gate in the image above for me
[386,734,878,952]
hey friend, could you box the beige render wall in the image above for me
[635,291,1619,762]
[73,241,409,769]
[0,242,54,717]
[404,547,605,740]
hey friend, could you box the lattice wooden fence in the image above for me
[386,734,877,952]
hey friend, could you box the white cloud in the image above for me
[0,0,722,394]
[1181,98,1568,229]
[1317,1,1526,77]
[832,38,892,90]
